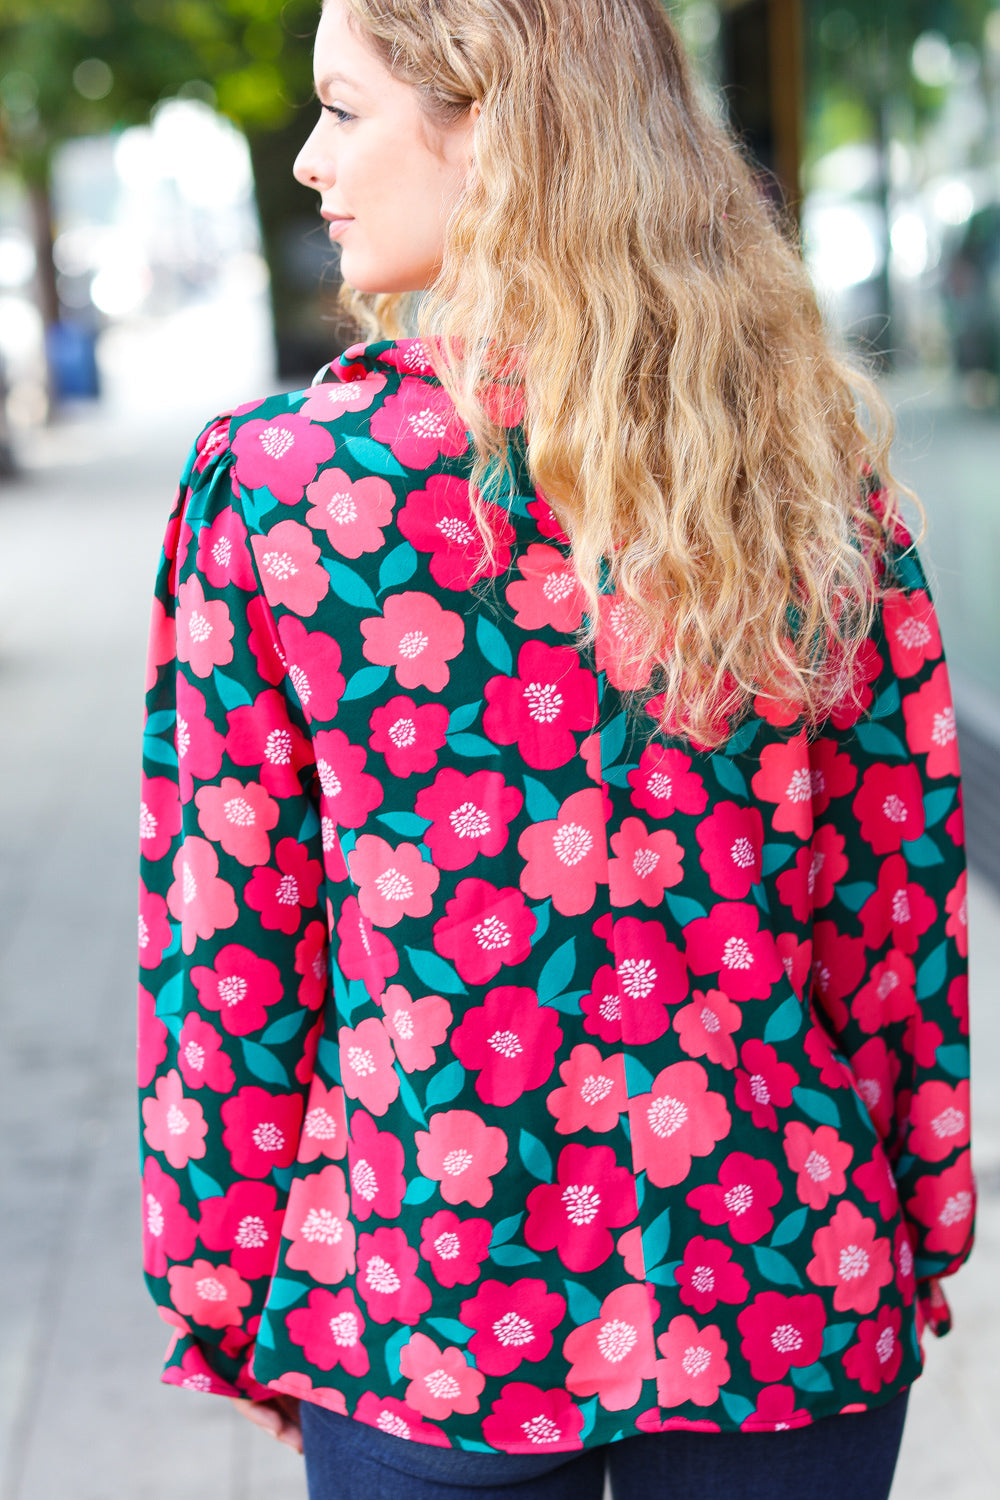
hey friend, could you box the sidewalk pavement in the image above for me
[0,384,996,1499]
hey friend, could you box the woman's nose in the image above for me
[293,122,330,191]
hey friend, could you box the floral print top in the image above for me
[139,337,973,1452]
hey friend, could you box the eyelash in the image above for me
[320,103,353,125]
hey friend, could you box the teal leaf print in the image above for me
[378,542,418,593]
[143,737,178,769]
[764,995,802,1045]
[769,1206,809,1247]
[476,614,513,675]
[600,712,628,767]
[579,1398,598,1442]
[624,1054,654,1095]
[563,1281,602,1324]
[155,972,185,1017]
[537,937,577,1003]
[871,681,901,719]
[447,733,500,757]
[720,1390,757,1425]
[853,1087,877,1133]
[664,893,708,925]
[541,990,586,1014]
[242,485,279,528]
[212,667,253,710]
[402,1176,437,1205]
[377,811,432,837]
[923,787,956,827]
[530,900,551,947]
[603,762,637,788]
[240,1039,291,1088]
[790,1360,834,1393]
[523,775,562,822]
[340,665,391,701]
[384,1324,410,1385]
[266,1278,308,1310]
[396,1070,427,1125]
[901,833,945,867]
[447,701,482,733]
[836,881,876,912]
[316,1037,342,1084]
[161,921,181,961]
[428,1317,474,1343]
[645,1261,682,1287]
[255,1315,275,1350]
[761,843,796,876]
[322,557,379,610]
[187,1161,224,1200]
[752,1245,803,1287]
[271,1166,293,1191]
[490,1213,523,1248]
[916,939,949,1000]
[490,1244,541,1267]
[791,1086,841,1129]
[518,1128,553,1182]
[854,722,908,758]
[145,710,176,735]
[710,753,748,799]
[425,1059,466,1107]
[751,882,770,914]
[821,1323,857,1357]
[341,433,408,476]
[724,717,763,757]
[935,1044,970,1079]
[641,1206,672,1268]
[261,1010,308,1046]
[297,804,320,843]
[405,947,467,994]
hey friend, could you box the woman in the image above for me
[138,2,974,1496]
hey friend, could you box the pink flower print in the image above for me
[415,1109,508,1207]
[400,1332,486,1419]
[775,824,848,922]
[627,744,708,820]
[194,777,279,867]
[594,592,651,692]
[842,1305,903,1393]
[528,496,570,543]
[231,412,335,503]
[175,576,235,679]
[777,933,812,998]
[141,1157,198,1278]
[882,588,941,678]
[563,1282,658,1412]
[906,1153,975,1255]
[195,504,256,590]
[546,1043,627,1135]
[751,731,815,839]
[168,1259,252,1330]
[417,767,523,872]
[146,594,176,692]
[283,1165,356,1284]
[806,1200,893,1314]
[433,879,536,986]
[740,1384,811,1431]
[305,466,395,558]
[313,728,383,828]
[140,774,182,862]
[361,591,465,692]
[506,543,585,633]
[175,675,225,800]
[353,1391,449,1447]
[267,1372,348,1414]
[339,1017,400,1116]
[138,879,172,971]
[580,965,623,1044]
[908,1079,970,1163]
[166,834,238,955]
[695,802,764,900]
[782,1122,852,1211]
[684,901,782,1003]
[612,916,689,1044]
[675,1236,749,1315]
[828,637,883,731]
[483,1384,586,1454]
[379,984,453,1074]
[142,1069,208,1168]
[368,695,449,778]
[137,985,168,1087]
[419,1210,493,1288]
[244,837,322,935]
[177,1014,234,1093]
[608,817,684,908]
[336,894,399,999]
[733,1039,799,1131]
[294,920,329,1011]
[672,989,742,1070]
[945,868,968,957]
[198,1180,283,1280]
[946,786,964,849]
[348,835,440,929]
[948,972,970,1037]
[398,473,515,590]
[220,1086,303,1178]
[484,641,598,770]
[298,1077,348,1164]
[616,1225,645,1279]
[451,986,562,1108]
[346,1109,406,1220]
[686,1151,783,1244]
[902,663,960,778]
[853,1146,901,1223]
[736,1291,826,1382]
[811,920,867,1033]
[375,338,439,376]
[192,944,284,1037]
[298,370,387,422]
[859,855,936,956]
[163,1346,239,1398]
[630,1062,732,1190]
[893,1222,916,1303]
[193,413,233,474]
[848,1037,901,1140]
[460,1278,566,1377]
[525,1143,637,1273]
[356,1226,433,1324]
[807,738,858,815]
[655,1316,730,1408]
[276,615,345,723]
[518,788,609,917]
[286,1287,370,1376]
[250,519,330,617]
[852,762,926,854]
[368,377,469,468]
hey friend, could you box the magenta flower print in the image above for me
[908,1079,970,1163]
[140,774,181,862]
[524,1143,637,1273]
[848,1036,901,1139]
[506,543,585,633]
[339,1017,400,1116]
[416,767,523,871]
[673,989,742,1070]
[286,1288,369,1376]
[546,1043,627,1135]
[175,576,235,679]
[175,675,225,800]
[137,985,168,1087]
[361,591,465,692]
[684,901,783,1002]
[353,1391,449,1447]
[859,855,936,955]
[419,1210,493,1288]
[906,1153,975,1255]
[368,376,469,468]
[379,984,453,1074]
[828,636,882,730]
[675,1237,749,1315]
[945,868,968,957]
[168,1259,252,1330]
[415,1109,508,1207]
[853,1145,901,1222]
[267,1372,348,1413]
[852,762,926,854]
[655,1316,730,1408]
[433,878,536,986]
[195,503,256,590]
[611,916,689,1044]
[806,737,858,815]
[695,802,764,899]
[335,894,399,999]
[452,986,562,1107]
[484,640,598,770]
[141,1157,198,1278]
[460,1278,567,1377]
[594,593,651,692]
[883,588,941,677]
[399,1332,486,1419]
[347,1109,406,1220]
[775,825,848,922]
[482,1383,585,1453]
[398,473,514,590]
[192,943,283,1036]
[244,837,322,936]
[230,412,335,503]
[608,817,684,908]
[356,1226,432,1324]
[294,920,328,1011]
[733,1039,799,1131]
[806,1201,893,1314]
[298,1077,348,1164]
[368,695,449,778]
[518,788,610,916]
[283,1165,356,1284]
[627,744,708,820]
[298,369,387,422]
[313,729,384,828]
[851,950,916,1033]
[220,1086,303,1178]
[686,1151,783,1244]
[740,1384,810,1431]
[902,663,960,778]
[250,519,330,617]
[177,1013,234,1093]
[304,466,395,558]
[276,615,345,723]
[563,1282,658,1412]
[630,1062,731,1190]
[192,412,233,474]
[811,920,867,1033]
[138,879,172,971]
[736,1291,826,1382]
[198,1179,283,1281]
[142,1069,207,1168]
[842,1305,903,1393]
[348,834,440,928]
[580,965,623,1044]
[195,777,279,866]
[750,731,815,839]
[166,831,241,952]
[782,1122,853,1211]
[375,337,439,376]
[146,594,175,692]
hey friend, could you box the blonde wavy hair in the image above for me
[337,0,909,747]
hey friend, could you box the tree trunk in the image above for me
[27,176,60,328]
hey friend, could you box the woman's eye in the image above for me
[321,103,353,125]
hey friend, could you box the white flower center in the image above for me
[749,1073,770,1105]
[391,1007,414,1040]
[523,680,563,724]
[786,768,812,802]
[351,1158,378,1200]
[882,793,907,823]
[276,874,300,905]
[224,796,256,828]
[596,1319,637,1363]
[424,1368,461,1399]
[647,1094,688,1139]
[366,1255,401,1294]
[724,1183,753,1216]
[931,1106,966,1139]
[317,760,342,797]
[632,846,660,879]
[690,1264,715,1294]
[731,836,756,869]
[327,492,357,525]
[450,801,491,839]
[377,1411,411,1439]
[289,665,311,705]
[839,1244,870,1280]
[218,975,247,1007]
[522,1415,561,1444]
[252,1121,285,1153]
[618,958,656,998]
[181,862,197,904]
[266,727,293,765]
[434,1231,461,1260]
[700,1006,721,1034]
[896,618,931,650]
[301,1208,344,1245]
[580,1073,614,1106]
[328,1311,359,1346]
[723,936,753,970]
[682,1344,712,1378]
[493,1311,536,1347]
[375,867,413,902]
[398,630,429,660]
[183,1040,205,1072]
[166,1104,188,1136]
[235,1214,268,1249]
[145,1194,164,1237]
[211,535,232,568]
[442,1148,473,1176]
[804,1150,831,1183]
[770,1323,803,1354]
[542,570,574,602]
[939,1191,973,1227]
[389,716,416,747]
[932,708,957,747]
[891,888,911,925]
[139,802,157,840]
[347,1046,376,1077]
[262,550,298,581]
[562,1182,601,1225]
[409,407,447,440]
[195,1276,228,1302]
[437,515,475,545]
[188,610,212,644]
[488,1028,522,1058]
[553,821,594,866]
[258,423,295,460]
[473,914,510,951]
[647,771,672,800]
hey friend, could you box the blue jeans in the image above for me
[301,1389,909,1500]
